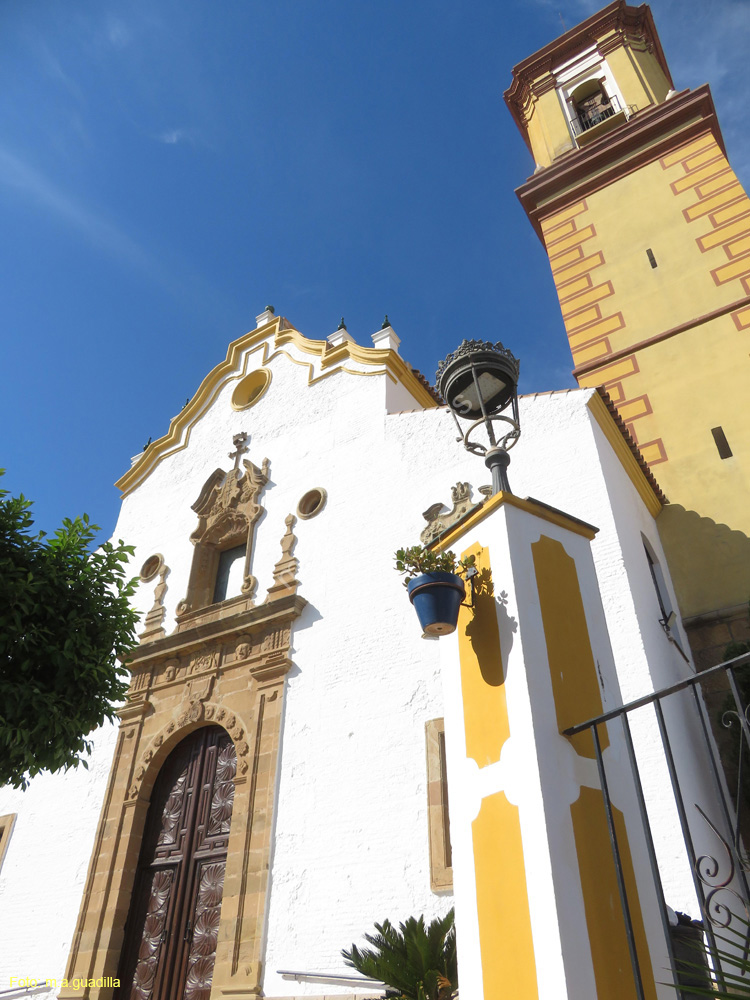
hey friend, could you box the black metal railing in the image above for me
[570,94,623,137]
[564,650,750,997]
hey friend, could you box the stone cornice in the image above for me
[431,490,599,549]
[125,593,307,669]
[515,85,722,239]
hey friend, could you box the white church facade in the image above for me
[0,307,719,999]
[4,0,750,996]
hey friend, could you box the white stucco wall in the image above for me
[0,720,118,996]
[0,332,714,996]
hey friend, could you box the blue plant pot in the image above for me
[407,571,466,637]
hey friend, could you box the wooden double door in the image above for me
[116,727,236,1000]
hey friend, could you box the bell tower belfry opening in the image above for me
[505,1,750,654]
[506,3,673,167]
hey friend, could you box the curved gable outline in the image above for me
[115,316,438,497]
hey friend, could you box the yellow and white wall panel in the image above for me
[437,495,670,999]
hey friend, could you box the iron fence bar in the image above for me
[690,683,750,904]
[727,667,750,764]
[736,722,745,856]
[619,712,680,989]
[653,698,727,988]
[563,652,750,737]
[592,722,647,1000]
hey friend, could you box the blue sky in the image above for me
[1,0,748,540]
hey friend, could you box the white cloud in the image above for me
[0,144,237,322]
[106,17,132,50]
[0,144,173,288]
[652,0,750,182]
[157,128,194,145]
[29,37,85,104]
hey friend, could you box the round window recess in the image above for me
[231,368,272,410]
[139,553,164,582]
[297,487,327,520]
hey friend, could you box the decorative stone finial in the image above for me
[420,483,478,544]
[267,514,300,602]
[139,565,170,642]
[371,323,400,354]
[328,319,355,347]
[256,306,276,328]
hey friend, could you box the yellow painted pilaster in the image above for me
[532,534,608,757]
[472,791,538,1000]
[454,541,538,998]
[571,788,657,1000]
[457,543,509,767]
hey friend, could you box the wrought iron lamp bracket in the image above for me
[461,413,520,457]
[460,564,479,609]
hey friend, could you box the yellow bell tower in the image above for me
[506,0,749,527]
[505,1,750,651]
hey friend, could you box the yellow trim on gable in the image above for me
[276,325,437,396]
[432,491,598,551]
[115,318,437,497]
[586,393,662,518]
[268,347,400,386]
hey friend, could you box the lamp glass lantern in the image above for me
[436,339,521,495]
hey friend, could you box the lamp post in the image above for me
[436,339,521,495]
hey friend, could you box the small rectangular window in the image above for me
[426,719,452,891]
[644,543,671,621]
[711,426,733,459]
[0,814,17,874]
[212,543,247,603]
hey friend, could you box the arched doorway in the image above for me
[116,726,236,1000]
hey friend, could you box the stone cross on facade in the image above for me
[228,431,249,470]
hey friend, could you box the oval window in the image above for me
[139,553,163,582]
[232,369,271,410]
[297,488,327,520]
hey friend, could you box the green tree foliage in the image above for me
[343,909,457,1000]
[0,474,139,788]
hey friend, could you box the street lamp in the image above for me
[436,339,521,495]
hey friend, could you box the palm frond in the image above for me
[343,908,458,1000]
[666,912,750,998]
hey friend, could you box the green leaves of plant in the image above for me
[395,546,475,587]
[343,908,457,999]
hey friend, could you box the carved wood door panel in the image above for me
[117,727,236,1000]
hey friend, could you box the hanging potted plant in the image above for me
[395,545,475,637]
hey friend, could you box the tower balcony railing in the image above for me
[570,95,627,142]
